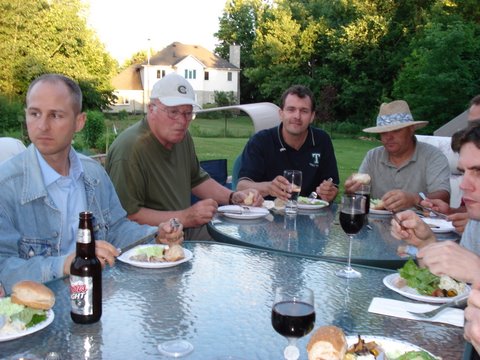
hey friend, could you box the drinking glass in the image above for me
[271,287,315,360]
[336,194,366,278]
[283,170,302,215]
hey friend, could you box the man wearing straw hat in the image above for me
[345,100,450,212]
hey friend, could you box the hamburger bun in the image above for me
[370,199,385,210]
[11,280,55,310]
[307,325,347,360]
[351,173,371,185]
[244,192,255,205]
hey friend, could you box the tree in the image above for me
[393,20,480,132]
[0,0,117,111]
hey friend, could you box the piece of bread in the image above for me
[164,244,185,262]
[274,198,286,209]
[11,280,55,310]
[370,199,385,210]
[352,173,371,185]
[307,325,347,360]
[244,192,254,205]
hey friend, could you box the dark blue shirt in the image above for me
[238,124,339,199]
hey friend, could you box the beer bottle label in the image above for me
[70,275,95,315]
[77,228,91,244]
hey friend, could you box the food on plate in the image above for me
[129,245,185,263]
[12,280,55,310]
[398,258,466,297]
[164,244,185,262]
[307,325,347,360]
[0,281,54,335]
[345,335,385,359]
[352,173,371,185]
[370,198,385,210]
[243,192,254,205]
[298,196,328,206]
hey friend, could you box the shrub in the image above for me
[0,95,24,134]
[83,110,105,149]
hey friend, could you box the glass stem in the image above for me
[346,235,353,270]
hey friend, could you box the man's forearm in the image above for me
[128,207,194,228]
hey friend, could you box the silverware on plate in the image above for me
[407,292,469,319]
[117,232,158,255]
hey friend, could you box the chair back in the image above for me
[0,137,26,164]
[191,159,230,204]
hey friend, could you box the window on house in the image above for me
[204,71,209,80]
[157,70,166,79]
[184,69,197,80]
[227,72,232,81]
[115,96,129,105]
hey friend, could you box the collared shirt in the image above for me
[358,141,451,200]
[35,147,86,254]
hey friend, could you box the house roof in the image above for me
[146,42,238,69]
[111,65,143,90]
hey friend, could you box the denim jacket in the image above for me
[0,145,156,293]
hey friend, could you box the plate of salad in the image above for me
[383,259,469,303]
[345,335,438,359]
[0,297,54,342]
[297,196,329,210]
[118,244,192,269]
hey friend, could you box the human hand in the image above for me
[448,212,469,234]
[420,198,451,215]
[390,210,436,248]
[382,190,420,212]
[343,176,362,194]
[185,199,218,227]
[316,179,338,202]
[231,189,263,206]
[417,241,480,284]
[465,283,480,354]
[268,175,291,200]
[63,240,120,275]
[157,218,184,245]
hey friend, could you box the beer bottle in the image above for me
[70,211,102,324]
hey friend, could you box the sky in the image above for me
[85,0,228,64]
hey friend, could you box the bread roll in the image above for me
[352,173,371,184]
[164,244,185,262]
[371,199,385,210]
[244,192,254,205]
[11,280,55,310]
[307,325,347,360]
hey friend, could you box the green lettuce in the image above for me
[398,259,440,296]
[395,350,437,360]
[135,246,164,258]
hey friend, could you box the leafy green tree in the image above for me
[83,110,105,149]
[121,50,148,69]
[393,20,480,132]
[0,0,117,111]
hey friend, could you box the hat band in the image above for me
[376,112,413,127]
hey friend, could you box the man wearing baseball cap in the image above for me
[106,73,261,240]
[345,100,450,212]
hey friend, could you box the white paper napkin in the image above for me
[368,297,464,327]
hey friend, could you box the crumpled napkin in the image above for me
[368,297,464,327]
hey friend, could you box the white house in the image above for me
[110,42,240,113]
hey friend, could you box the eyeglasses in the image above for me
[154,105,196,121]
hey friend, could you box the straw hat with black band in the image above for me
[363,100,428,133]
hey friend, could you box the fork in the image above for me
[407,293,469,318]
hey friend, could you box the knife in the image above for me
[415,204,450,220]
[117,232,158,255]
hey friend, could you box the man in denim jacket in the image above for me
[0,74,183,294]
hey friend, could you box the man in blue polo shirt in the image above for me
[237,85,339,202]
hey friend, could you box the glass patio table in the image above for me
[207,205,460,270]
[2,242,465,359]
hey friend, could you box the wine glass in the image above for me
[271,287,315,360]
[283,170,302,215]
[336,194,366,278]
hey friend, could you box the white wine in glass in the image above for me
[271,287,315,360]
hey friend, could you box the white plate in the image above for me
[0,309,54,342]
[218,205,270,220]
[383,273,470,304]
[297,197,329,210]
[346,335,438,358]
[422,217,455,233]
[370,208,391,215]
[118,244,192,269]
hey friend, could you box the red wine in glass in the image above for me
[339,210,365,235]
[271,301,315,338]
